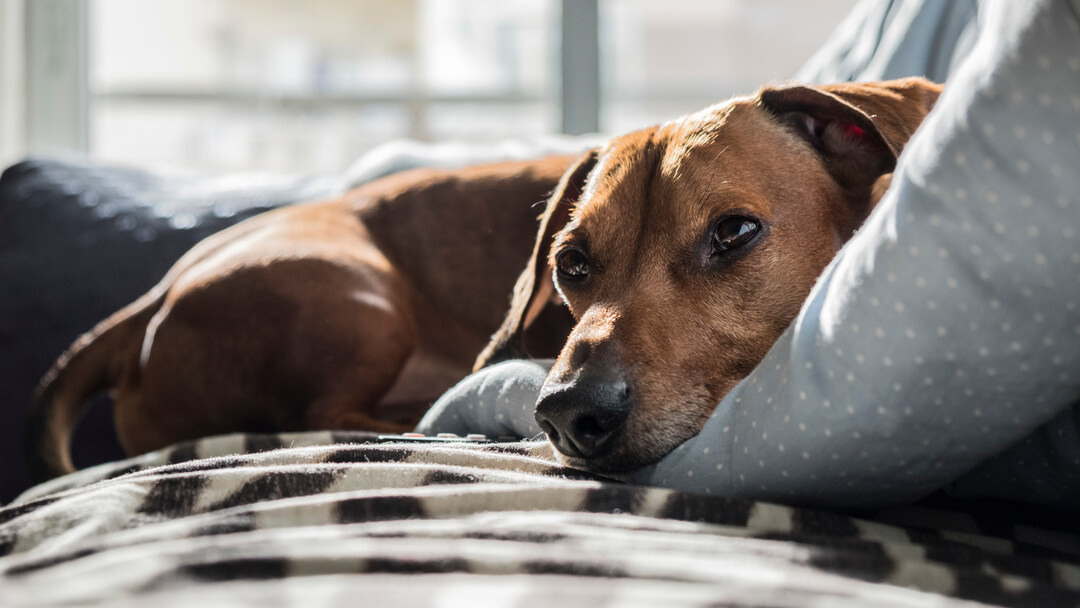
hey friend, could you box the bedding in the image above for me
[3,432,1080,607]
[797,0,983,84]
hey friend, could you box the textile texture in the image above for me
[2,432,1078,607]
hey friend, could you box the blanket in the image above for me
[2,433,1079,607]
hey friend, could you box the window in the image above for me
[90,0,558,173]
[601,0,856,133]
[15,0,855,173]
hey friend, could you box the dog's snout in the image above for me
[535,378,631,459]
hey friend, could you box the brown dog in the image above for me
[28,157,578,481]
[477,78,942,474]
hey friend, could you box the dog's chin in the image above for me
[549,441,669,476]
[552,452,644,476]
[550,418,710,476]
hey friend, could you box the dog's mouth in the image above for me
[550,449,642,475]
[543,430,668,475]
[538,417,619,459]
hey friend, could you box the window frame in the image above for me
[21,0,601,162]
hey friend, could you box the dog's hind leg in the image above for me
[300,298,421,435]
[121,257,419,454]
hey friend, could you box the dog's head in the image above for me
[477,78,942,473]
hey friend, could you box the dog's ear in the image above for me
[474,148,599,371]
[759,77,942,198]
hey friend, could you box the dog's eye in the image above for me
[712,216,759,255]
[555,247,590,281]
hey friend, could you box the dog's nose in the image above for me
[534,377,630,459]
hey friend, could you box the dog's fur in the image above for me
[477,78,943,474]
[28,157,578,481]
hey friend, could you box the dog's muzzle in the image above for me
[534,374,631,460]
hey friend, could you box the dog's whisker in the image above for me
[712,145,730,163]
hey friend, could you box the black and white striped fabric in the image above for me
[1,432,1078,607]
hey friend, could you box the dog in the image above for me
[28,157,579,481]
[476,78,943,474]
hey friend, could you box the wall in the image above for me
[0,0,26,168]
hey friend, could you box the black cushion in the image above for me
[0,157,335,502]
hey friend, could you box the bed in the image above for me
[4,431,1080,607]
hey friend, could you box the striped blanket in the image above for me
[2,432,1078,607]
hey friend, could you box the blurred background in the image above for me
[1,0,855,175]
